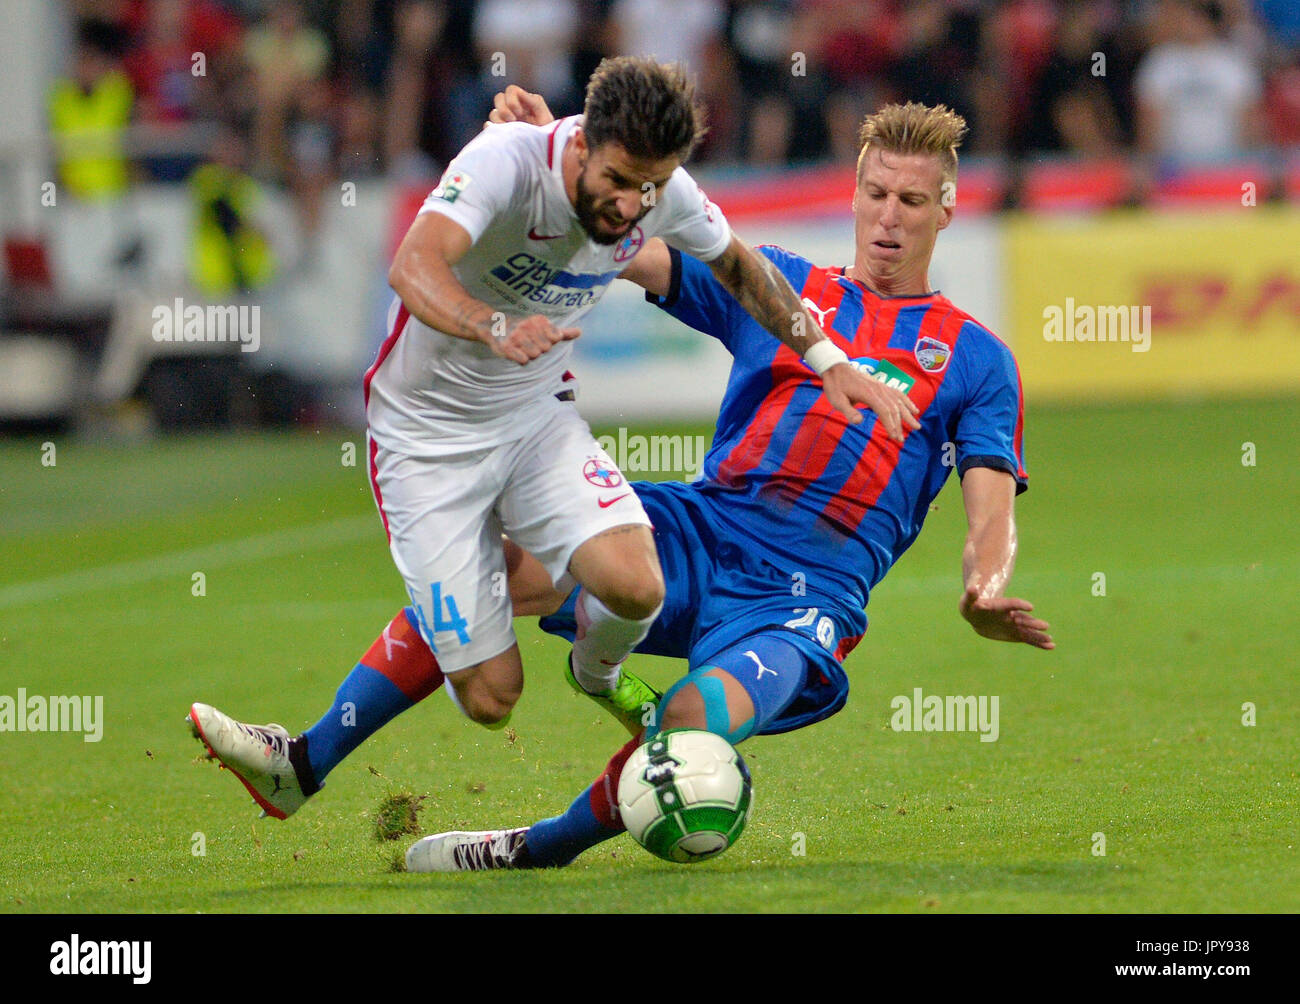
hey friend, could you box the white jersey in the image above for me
[366,115,732,456]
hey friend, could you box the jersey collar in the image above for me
[542,116,583,234]
[833,266,940,300]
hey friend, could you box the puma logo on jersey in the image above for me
[801,298,837,329]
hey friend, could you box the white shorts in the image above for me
[367,396,650,673]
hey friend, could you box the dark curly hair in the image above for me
[582,56,707,162]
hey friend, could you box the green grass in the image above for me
[0,398,1297,913]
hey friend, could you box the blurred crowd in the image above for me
[52,0,1300,203]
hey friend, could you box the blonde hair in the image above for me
[856,102,968,189]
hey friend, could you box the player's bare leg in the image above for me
[568,523,665,623]
[443,643,524,727]
[653,668,755,739]
[407,637,801,871]
[503,533,662,732]
[405,664,756,872]
[502,536,567,617]
[192,537,652,821]
[567,523,666,672]
[563,524,666,731]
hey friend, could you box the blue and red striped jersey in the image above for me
[648,243,1028,608]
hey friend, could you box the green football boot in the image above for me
[566,655,662,736]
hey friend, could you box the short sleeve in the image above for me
[416,126,526,244]
[654,168,732,263]
[954,325,1028,494]
[645,246,742,351]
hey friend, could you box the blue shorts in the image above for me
[540,480,865,734]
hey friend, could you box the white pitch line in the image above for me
[2,514,1291,613]
[0,515,379,610]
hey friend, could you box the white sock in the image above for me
[571,589,662,694]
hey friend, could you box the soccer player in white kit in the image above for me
[187,58,919,820]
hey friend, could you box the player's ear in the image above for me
[937,201,954,231]
[573,127,588,160]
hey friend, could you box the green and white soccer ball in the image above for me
[617,729,753,864]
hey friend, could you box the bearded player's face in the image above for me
[575,139,678,245]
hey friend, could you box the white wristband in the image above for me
[803,339,849,375]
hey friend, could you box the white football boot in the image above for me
[187,702,309,819]
[406,827,533,872]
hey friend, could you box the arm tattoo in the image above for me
[710,241,821,354]
[414,266,493,342]
[449,296,492,341]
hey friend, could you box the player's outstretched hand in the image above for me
[489,85,555,127]
[821,361,921,442]
[488,314,580,365]
[959,587,1055,649]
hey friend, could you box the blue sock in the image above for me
[302,666,411,783]
[524,784,621,867]
[301,608,442,783]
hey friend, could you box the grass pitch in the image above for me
[0,397,1296,913]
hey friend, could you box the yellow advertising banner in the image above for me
[1006,208,1300,400]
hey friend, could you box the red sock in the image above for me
[586,731,644,830]
[360,608,445,701]
[301,608,445,783]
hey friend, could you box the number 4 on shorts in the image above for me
[431,581,471,645]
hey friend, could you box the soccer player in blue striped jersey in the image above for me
[405,94,1055,872]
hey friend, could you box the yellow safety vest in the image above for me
[189,163,277,296]
[48,71,133,200]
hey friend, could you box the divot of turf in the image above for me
[372,790,427,842]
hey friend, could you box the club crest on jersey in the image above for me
[613,225,645,263]
[432,170,471,204]
[582,458,624,488]
[914,336,950,373]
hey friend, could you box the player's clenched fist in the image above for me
[486,314,580,365]
[821,361,921,442]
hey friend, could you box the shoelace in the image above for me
[454,830,520,870]
[611,672,660,706]
[236,721,289,760]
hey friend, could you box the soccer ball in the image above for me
[617,729,753,864]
